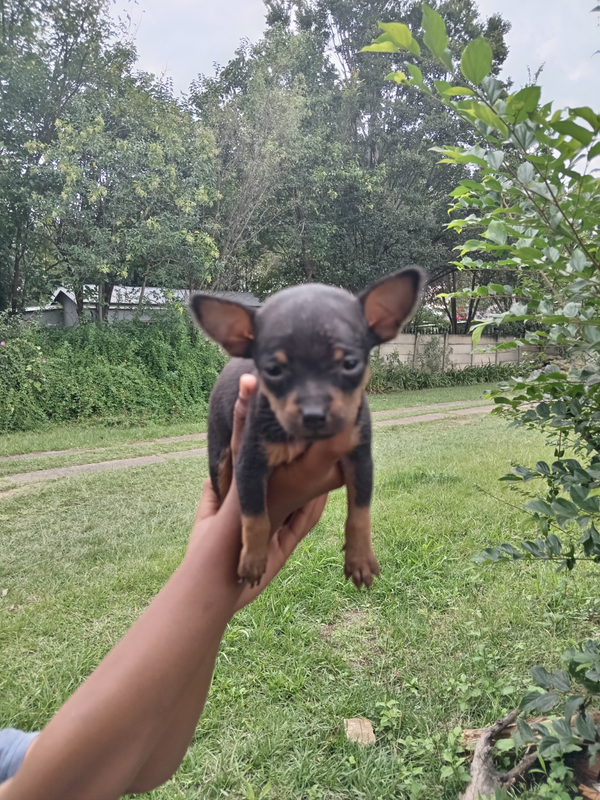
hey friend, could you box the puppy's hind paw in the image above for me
[344,550,380,589]
[237,549,268,588]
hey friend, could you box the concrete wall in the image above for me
[379,332,555,370]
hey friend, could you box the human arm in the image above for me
[1,376,345,800]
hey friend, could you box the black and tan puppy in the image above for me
[190,268,425,588]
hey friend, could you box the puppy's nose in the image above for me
[302,408,327,430]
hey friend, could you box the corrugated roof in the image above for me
[51,286,261,307]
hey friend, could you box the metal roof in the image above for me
[50,286,261,307]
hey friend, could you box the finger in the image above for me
[231,373,257,458]
[277,494,329,559]
[195,478,220,523]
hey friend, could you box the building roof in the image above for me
[50,286,261,308]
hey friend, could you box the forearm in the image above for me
[125,639,221,794]
[1,492,245,800]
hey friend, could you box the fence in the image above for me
[379,332,557,370]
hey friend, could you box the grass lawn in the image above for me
[1,391,598,798]
[367,384,496,412]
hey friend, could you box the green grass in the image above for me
[0,385,493,460]
[0,437,207,481]
[366,384,496,412]
[1,395,598,799]
[0,417,208,459]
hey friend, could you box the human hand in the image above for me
[188,372,348,593]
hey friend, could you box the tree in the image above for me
[364,4,600,790]
[38,73,218,318]
[0,0,117,312]
[261,0,510,291]
[190,32,306,291]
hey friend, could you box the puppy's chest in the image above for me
[264,440,310,467]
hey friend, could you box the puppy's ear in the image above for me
[190,294,256,358]
[359,267,426,346]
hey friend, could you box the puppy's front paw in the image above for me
[237,548,268,587]
[344,548,380,589]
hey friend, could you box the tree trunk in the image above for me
[75,287,84,317]
[294,191,314,281]
[97,283,104,323]
[103,282,114,323]
[10,226,23,315]
[138,264,151,306]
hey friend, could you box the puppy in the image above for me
[190,268,425,588]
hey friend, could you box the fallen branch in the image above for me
[460,709,538,800]
[462,711,600,748]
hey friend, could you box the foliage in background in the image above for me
[367,350,516,394]
[363,0,600,786]
[0,309,225,432]
[2,0,515,322]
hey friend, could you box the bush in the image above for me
[0,308,226,432]
[367,350,517,394]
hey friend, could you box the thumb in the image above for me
[231,373,258,458]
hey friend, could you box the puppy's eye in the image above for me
[265,365,283,378]
[343,357,359,371]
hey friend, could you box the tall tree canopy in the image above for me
[0,0,510,318]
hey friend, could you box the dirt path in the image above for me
[0,432,207,463]
[1,400,491,463]
[0,404,492,489]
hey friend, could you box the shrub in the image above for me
[0,308,226,432]
[367,350,517,394]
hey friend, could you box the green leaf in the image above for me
[531,665,553,689]
[468,101,509,134]
[570,106,600,132]
[521,690,543,713]
[576,710,597,742]
[535,692,561,712]
[516,717,538,743]
[386,71,407,84]
[406,63,423,84]
[525,499,553,516]
[485,150,504,169]
[550,670,571,692]
[583,325,600,344]
[471,322,489,346]
[361,41,399,53]
[564,695,584,722]
[434,79,452,96]
[550,119,593,146]
[589,141,600,160]
[444,86,475,97]
[422,5,448,61]
[484,219,507,245]
[517,162,535,185]
[506,86,541,117]
[378,22,421,55]
[460,37,493,84]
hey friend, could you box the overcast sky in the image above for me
[111,0,599,108]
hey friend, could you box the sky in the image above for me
[110,0,600,109]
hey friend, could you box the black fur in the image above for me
[192,267,426,587]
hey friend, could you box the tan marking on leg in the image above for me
[217,447,232,501]
[274,349,288,364]
[340,460,379,589]
[239,511,271,587]
[264,441,309,467]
